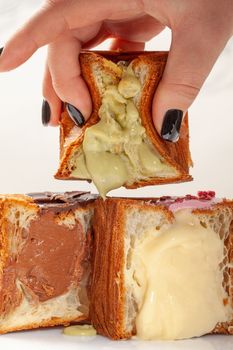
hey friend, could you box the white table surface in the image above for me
[0,1,233,349]
[1,327,233,350]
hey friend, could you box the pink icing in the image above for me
[169,198,221,212]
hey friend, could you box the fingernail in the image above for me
[161,109,183,142]
[0,47,3,55]
[42,99,51,126]
[66,103,85,127]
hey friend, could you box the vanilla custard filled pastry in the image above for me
[91,192,233,340]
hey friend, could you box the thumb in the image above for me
[152,28,229,142]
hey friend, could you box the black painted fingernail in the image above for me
[66,103,85,127]
[0,47,3,55]
[161,109,183,142]
[42,99,51,126]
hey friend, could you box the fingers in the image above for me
[47,35,92,124]
[0,0,142,72]
[152,27,230,142]
[110,38,145,51]
[43,34,146,128]
[0,5,67,72]
[42,64,62,126]
[105,14,165,43]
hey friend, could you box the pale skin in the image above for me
[0,0,232,134]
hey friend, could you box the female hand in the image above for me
[0,0,232,141]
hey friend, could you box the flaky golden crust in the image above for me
[90,198,233,340]
[90,198,127,339]
[0,196,39,273]
[55,51,192,185]
[90,198,174,339]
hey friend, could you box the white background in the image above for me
[0,1,233,349]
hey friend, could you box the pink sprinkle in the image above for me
[198,191,216,200]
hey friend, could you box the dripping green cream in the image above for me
[71,62,176,197]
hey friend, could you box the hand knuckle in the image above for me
[163,80,200,100]
[173,83,200,100]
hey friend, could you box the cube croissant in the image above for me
[55,51,192,197]
[0,192,95,333]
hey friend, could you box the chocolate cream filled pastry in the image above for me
[91,192,233,340]
[0,192,96,333]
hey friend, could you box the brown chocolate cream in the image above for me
[2,210,89,304]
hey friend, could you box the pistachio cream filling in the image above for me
[71,62,177,197]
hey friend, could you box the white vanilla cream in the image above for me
[133,210,231,340]
[63,324,96,336]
